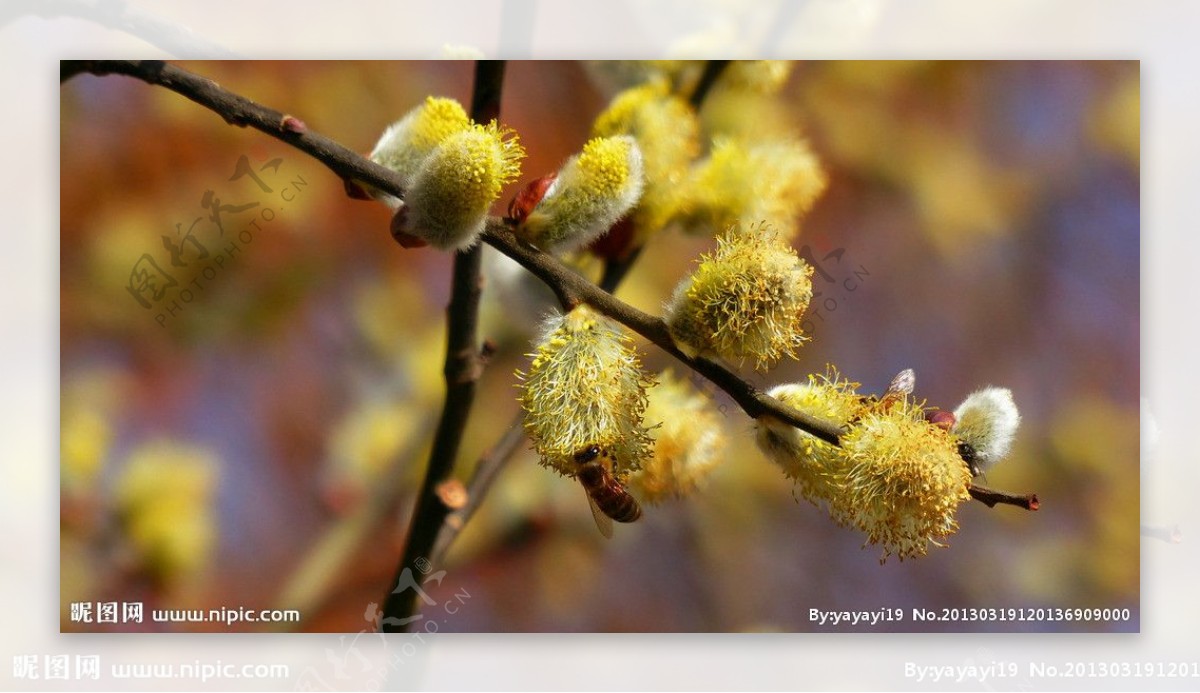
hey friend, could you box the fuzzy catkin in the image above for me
[592,79,700,239]
[756,369,863,504]
[757,367,975,562]
[400,122,524,250]
[518,305,655,478]
[665,223,814,371]
[952,387,1021,474]
[834,402,972,562]
[627,370,726,503]
[518,136,644,252]
[673,137,827,238]
[368,96,471,206]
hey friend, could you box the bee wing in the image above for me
[586,489,614,539]
[887,368,915,397]
[876,368,915,411]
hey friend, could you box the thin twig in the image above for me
[689,60,732,108]
[967,485,1039,511]
[380,61,507,633]
[430,419,529,566]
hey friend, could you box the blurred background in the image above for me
[60,60,1139,633]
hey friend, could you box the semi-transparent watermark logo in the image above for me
[797,243,869,343]
[294,557,470,691]
[11,654,287,683]
[124,154,307,327]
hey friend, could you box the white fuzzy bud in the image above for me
[952,387,1020,475]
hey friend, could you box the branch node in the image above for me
[435,479,469,510]
[281,114,308,134]
[480,338,498,362]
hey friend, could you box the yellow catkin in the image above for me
[519,135,645,252]
[627,370,727,503]
[834,401,972,562]
[592,79,700,241]
[401,122,525,249]
[756,368,863,504]
[758,367,975,562]
[719,61,795,94]
[665,223,814,371]
[61,407,111,495]
[114,441,219,582]
[368,96,472,205]
[518,305,655,478]
[674,137,827,238]
[327,400,417,486]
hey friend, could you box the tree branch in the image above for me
[689,59,733,108]
[380,61,507,633]
[967,485,1039,511]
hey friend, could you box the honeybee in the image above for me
[850,368,915,423]
[572,445,642,538]
[878,368,915,410]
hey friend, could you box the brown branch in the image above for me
[380,61,507,633]
[967,484,1039,511]
[689,59,733,108]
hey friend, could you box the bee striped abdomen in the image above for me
[575,446,643,525]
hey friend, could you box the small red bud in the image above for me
[508,173,556,224]
[926,410,956,430]
[281,114,308,134]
